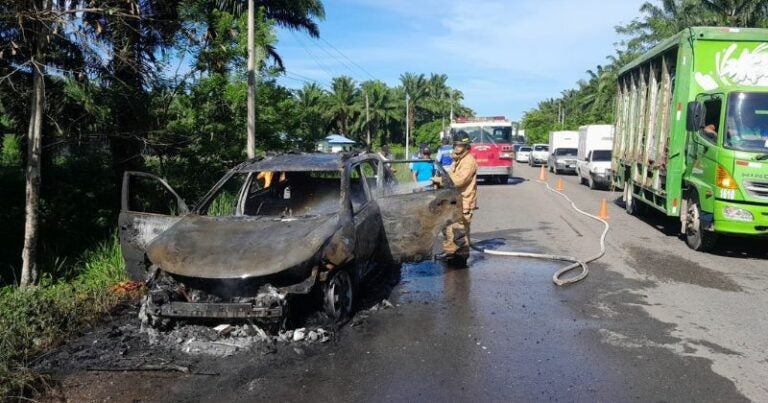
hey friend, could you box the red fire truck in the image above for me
[449,116,516,183]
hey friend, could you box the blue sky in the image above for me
[274,0,647,121]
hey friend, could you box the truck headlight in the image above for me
[723,206,753,222]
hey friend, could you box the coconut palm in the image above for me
[700,0,768,27]
[296,82,328,143]
[327,76,358,135]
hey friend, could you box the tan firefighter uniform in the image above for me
[442,148,478,255]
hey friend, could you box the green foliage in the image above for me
[1,134,21,166]
[0,234,126,399]
[414,120,445,148]
[523,0,768,140]
[207,190,239,216]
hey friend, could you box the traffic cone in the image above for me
[598,198,609,220]
[539,165,546,181]
[556,178,564,192]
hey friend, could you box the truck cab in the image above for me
[450,116,517,184]
[612,27,768,252]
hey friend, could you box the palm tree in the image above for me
[216,0,325,156]
[617,0,704,52]
[354,80,402,145]
[327,76,358,136]
[296,82,328,144]
[399,72,428,144]
[700,0,768,27]
[83,0,183,175]
[424,73,451,117]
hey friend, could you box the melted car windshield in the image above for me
[203,171,343,217]
[725,92,768,153]
[592,150,612,161]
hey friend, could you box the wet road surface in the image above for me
[43,164,768,402]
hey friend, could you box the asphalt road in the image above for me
[44,163,768,402]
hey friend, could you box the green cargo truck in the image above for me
[613,27,768,251]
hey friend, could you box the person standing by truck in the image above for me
[432,131,478,263]
[435,137,454,167]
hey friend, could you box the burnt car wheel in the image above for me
[324,269,353,323]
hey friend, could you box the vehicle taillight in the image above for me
[716,165,738,190]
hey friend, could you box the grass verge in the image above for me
[0,234,128,400]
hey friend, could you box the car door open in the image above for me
[375,160,462,263]
[119,171,188,280]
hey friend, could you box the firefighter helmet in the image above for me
[453,131,471,145]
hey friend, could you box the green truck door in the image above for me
[687,94,724,212]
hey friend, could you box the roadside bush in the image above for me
[0,234,127,400]
[1,134,22,167]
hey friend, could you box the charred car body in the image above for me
[119,153,461,326]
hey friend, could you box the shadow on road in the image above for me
[611,197,768,260]
[478,176,526,186]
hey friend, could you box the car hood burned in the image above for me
[146,214,340,280]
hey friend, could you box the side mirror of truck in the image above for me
[686,101,705,132]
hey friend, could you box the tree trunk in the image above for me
[246,0,256,159]
[20,49,45,287]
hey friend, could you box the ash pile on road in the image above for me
[35,298,399,377]
[144,323,333,358]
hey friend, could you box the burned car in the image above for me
[119,153,461,327]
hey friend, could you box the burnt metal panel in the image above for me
[378,187,462,263]
[146,214,340,279]
[156,301,283,319]
[238,153,348,173]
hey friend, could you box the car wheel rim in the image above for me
[325,270,352,321]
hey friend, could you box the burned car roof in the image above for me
[238,153,349,173]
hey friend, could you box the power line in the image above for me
[290,31,338,81]
[311,38,362,81]
[317,37,377,81]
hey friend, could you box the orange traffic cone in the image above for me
[598,198,609,220]
[539,165,547,181]
[556,178,564,192]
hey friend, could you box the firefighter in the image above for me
[432,131,478,263]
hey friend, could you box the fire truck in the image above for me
[449,116,516,183]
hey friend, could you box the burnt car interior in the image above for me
[199,169,373,218]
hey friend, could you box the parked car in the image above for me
[119,153,462,327]
[548,147,578,175]
[528,144,549,166]
[515,145,532,163]
[576,149,612,189]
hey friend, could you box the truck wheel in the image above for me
[588,176,596,190]
[323,269,353,323]
[624,185,638,215]
[684,196,717,252]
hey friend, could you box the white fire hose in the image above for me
[471,180,609,286]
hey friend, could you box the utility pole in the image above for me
[405,93,410,160]
[365,92,370,149]
[246,0,256,159]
